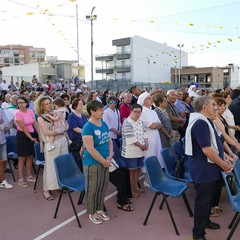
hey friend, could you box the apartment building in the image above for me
[95,35,188,84]
[171,64,239,89]
[0,44,46,69]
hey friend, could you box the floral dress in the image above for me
[154,107,172,148]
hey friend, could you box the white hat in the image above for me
[137,91,150,106]
[188,85,197,93]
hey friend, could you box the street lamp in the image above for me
[177,44,184,88]
[86,7,97,89]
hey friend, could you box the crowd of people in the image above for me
[1,77,240,239]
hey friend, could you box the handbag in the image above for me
[226,174,237,195]
[68,137,83,152]
[109,158,119,172]
[172,153,184,178]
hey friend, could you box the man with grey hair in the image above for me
[165,89,185,142]
[185,96,233,240]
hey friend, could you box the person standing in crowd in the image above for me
[188,85,199,99]
[35,96,68,200]
[185,96,233,240]
[103,96,121,148]
[14,96,40,188]
[121,103,148,197]
[130,85,141,105]
[154,94,173,148]
[68,98,88,171]
[60,93,72,120]
[137,92,163,187]
[166,89,185,142]
[119,92,132,124]
[0,108,13,189]
[82,100,113,224]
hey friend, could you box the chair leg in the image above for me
[77,191,85,205]
[32,162,37,175]
[182,192,193,217]
[143,193,158,226]
[227,213,240,240]
[54,189,64,219]
[228,212,239,229]
[159,196,167,210]
[163,193,180,235]
[67,190,82,228]
[8,159,16,182]
[33,166,41,190]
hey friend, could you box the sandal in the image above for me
[127,198,133,204]
[117,204,134,212]
[27,175,38,182]
[43,192,54,201]
[18,179,28,188]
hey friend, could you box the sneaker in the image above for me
[47,145,55,152]
[97,211,110,221]
[27,175,38,182]
[0,180,13,189]
[211,208,220,217]
[18,179,28,188]
[89,214,103,224]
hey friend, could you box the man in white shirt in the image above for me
[103,96,121,147]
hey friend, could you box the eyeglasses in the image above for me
[109,101,117,104]
[17,102,26,104]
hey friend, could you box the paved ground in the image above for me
[1,168,240,240]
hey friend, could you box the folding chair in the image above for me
[143,156,193,235]
[6,135,18,182]
[33,143,45,190]
[161,148,193,183]
[54,153,85,228]
[221,171,240,240]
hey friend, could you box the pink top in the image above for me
[14,109,35,132]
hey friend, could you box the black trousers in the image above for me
[109,167,132,206]
[193,181,218,238]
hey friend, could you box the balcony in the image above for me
[95,54,114,61]
[96,67,114,74]
[116,65,131,73]
[116,52,131,60]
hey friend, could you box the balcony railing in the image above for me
[95,54,114,61]
[115,52,131,60]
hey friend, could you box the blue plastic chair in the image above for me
[54,154,85,228]
[33,143,45,190]
[221,171,240,240]
[6,135,18,182]
[172,141,190,172]
[161,148,193,183]
[143,156,193,235]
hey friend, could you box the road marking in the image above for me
[33,190,118,240]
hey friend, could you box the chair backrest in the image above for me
[54,153,85,188]
[144,156,167,190]
[112,140,126,167]
[233,159,240,187]
[161,148,179,176]
[221,171,240,212]
[34,143,45,162]
[6,135,17,154]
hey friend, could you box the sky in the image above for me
[1,0,240,81]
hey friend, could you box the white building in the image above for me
[95,35,188,84]
[2,60,79,84]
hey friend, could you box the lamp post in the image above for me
[76,4,80,79]
[177,44,184,88]
[86,7,97,89]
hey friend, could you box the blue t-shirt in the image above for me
[189,119,224,184]
[82,120,110,166]
[67,112,88,140]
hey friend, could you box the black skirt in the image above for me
[16,130,35,157]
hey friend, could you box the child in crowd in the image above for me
[45,98,71,151]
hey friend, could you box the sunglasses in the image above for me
[109,101,117,104]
